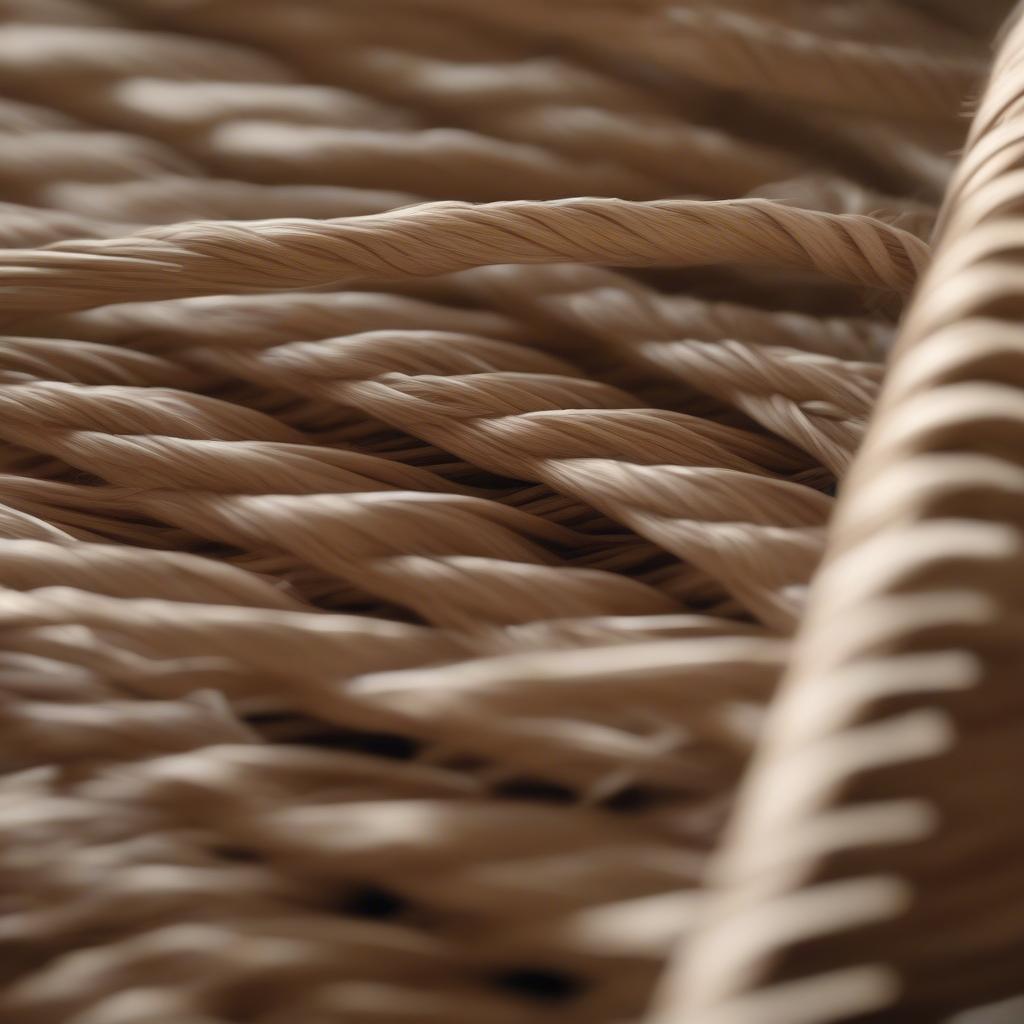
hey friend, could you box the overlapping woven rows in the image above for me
[0,2,1017,1023]
[659,5,1024,1023]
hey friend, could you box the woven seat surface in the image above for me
[0,3,1019,1023]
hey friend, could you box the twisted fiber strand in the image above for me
[240,21,662,110]
[0,9,942,228]
[350,635,785,755]
[217,335,830,628]
[0,708,749,937]
[0,538,308,610]
[38,482,744,624]
[0,23,290,86]
[198,327,803,467]
[0,374,368,473]
[0,416,497,508]
[0,569,761,690]
[0,101,257,226]
[100,0,669,113]
[381,0,983,120]
[2,649,748,791]
[0,334,210,388]
[0,202,136,248]
[0,25,685,202]
[207,122,661,201]
[20,291,541,360]
[0,138,425,223]
[0,356,805,623]
[0,26,665,204]
[0,0,937,847]
[659,4,982,119]
[450,263,895,361]
[660,7,1024,1022]
[0,0,120,24]
[0,2,972,1022]
[0,198,927,315]
[0,462,683,629]
[107,1,960,207]
[751,174,938,239]
[541,462,830,632]
[0,585,769,794]
[0,477,201,550]
[103,3,737,203]
[744,0,983,49]
[8,291,852,533]
[118,0,982,121]
[96,0,957,205]
[0,428,483,496]
[324,49,661,114]
[0,331,581,464]
[281,48,804,198]
[434,264,886,468]
[43,176,420,224]
[0,503,91,543]
[0,802,663,937]
[480,105,799,198]
[0,311,846,517]
[0,321,818,621]
[325,47,674,116]
[639,340,881,474]
[112,0,536,63]
[15,281,889,408]
[131,491,681,628]
[85,0,970,235]
[0,475,720,610]
[0,129,197,203]
[248,267,902,339]
[0,27,708,198]
[112,76,415,133]
[0,96,79,132]
[0,773,696,1024]
[0,322,572,392]
[0,369,685,571]
[0,589,467,707]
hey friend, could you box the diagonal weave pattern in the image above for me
[662,4,1024,1021]
[0,2,1017,1023]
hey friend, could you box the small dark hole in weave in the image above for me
[297,728,422,761]
[456,469,533,490]
[65,467,106,486]
[493,777,577,804]
[490,967,587,1003]
[336,883,407,920]
[602,784,674,813]
[213,845,262,864]
[244,710,295,725]
[437,754,491,773]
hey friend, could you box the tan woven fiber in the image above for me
[658,3,1024,1022]
[0,2,1017,1023]
[0,199,927,313]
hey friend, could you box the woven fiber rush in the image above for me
[0,2,1019,1023]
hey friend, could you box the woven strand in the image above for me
[0,198,927,315]
[0,2,999,1023]
[659,5,1024,1022]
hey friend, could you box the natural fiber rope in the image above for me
[0,198,927,314]
[0,2,1010,1023]
[656,3,1024,1022]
